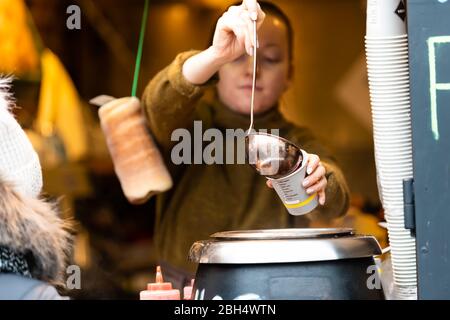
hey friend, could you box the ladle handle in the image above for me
[247,19,258,135]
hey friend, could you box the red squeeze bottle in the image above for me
[140,266,180,300]
[183,279,195,300]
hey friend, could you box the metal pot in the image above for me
[188,228,384,300]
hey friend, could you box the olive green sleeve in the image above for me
[287,127,350,222]
[317,160,350,220]
[141,50,219,151]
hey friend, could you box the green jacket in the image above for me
[142,51,350,275]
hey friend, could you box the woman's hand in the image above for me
[182,0,265,85]
[266,153,328,205]
[211,0,266,61]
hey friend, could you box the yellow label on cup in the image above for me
[283,193,317,209]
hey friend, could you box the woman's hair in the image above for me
[257,1,294,63]
[208,1,294,63]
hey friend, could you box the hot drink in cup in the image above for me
[246,132,318,215]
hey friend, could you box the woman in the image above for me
[0,78,72,300]
[142,1,350,287]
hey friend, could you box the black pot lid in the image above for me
[189,228,382,264]
[211,228,354,240]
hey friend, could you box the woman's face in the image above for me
[217,14,291,115]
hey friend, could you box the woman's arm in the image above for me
[141,50,219,151]
[317,160,350,220]
[142,1,265,151]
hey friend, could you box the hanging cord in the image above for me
[131,0,150,97]
[247,19,258,135]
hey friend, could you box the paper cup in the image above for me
[369,67,409,74]
[372,107,411,112]
[365,35,408,40]
[370,98,410,105]
[376,154,413,161]
[374,148,412,153]
[373,122,411,127]
[370,94,410,101]
[376,156,413,162]
[391,247,416,252]
[390,242,416,248]
[366,46,408,52]
[367,58,409,64]
[365,38,408,45]
[372,108,411,114]
[368,70,409,77]
[370,89,410,96]
[373,120,411,125]
[369,79,410,85]
[376,162,413,169]
[368,74,410,81]
[390,239,415,244]
[388,230,414,234]
[366,52,409,59]
[369,85,410,90]
[372,113,411,119]
[393,267,417,272]
[392,258,417,263]
[366,47,408,53]
[268,149,318,216]
[366,44,409,51]
[371,107,411,114]
[365,34,408,41]
[367,68,410,76]
[388,228,414,232]
[387,226,413,231]
[374,137,412,143]
[369,84,410,91]
[366,59,409,66]
[366,0,406,37]
[392,262,417,267]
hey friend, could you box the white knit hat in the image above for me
[0,78,42,198]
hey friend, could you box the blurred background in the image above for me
[1,0,386,299]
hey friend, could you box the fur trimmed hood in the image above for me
[0,176,73,285]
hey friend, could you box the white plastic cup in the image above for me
[267,149,319,216]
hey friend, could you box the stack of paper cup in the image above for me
[365,0,417,299]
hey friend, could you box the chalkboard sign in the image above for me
[408,0,450,299]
